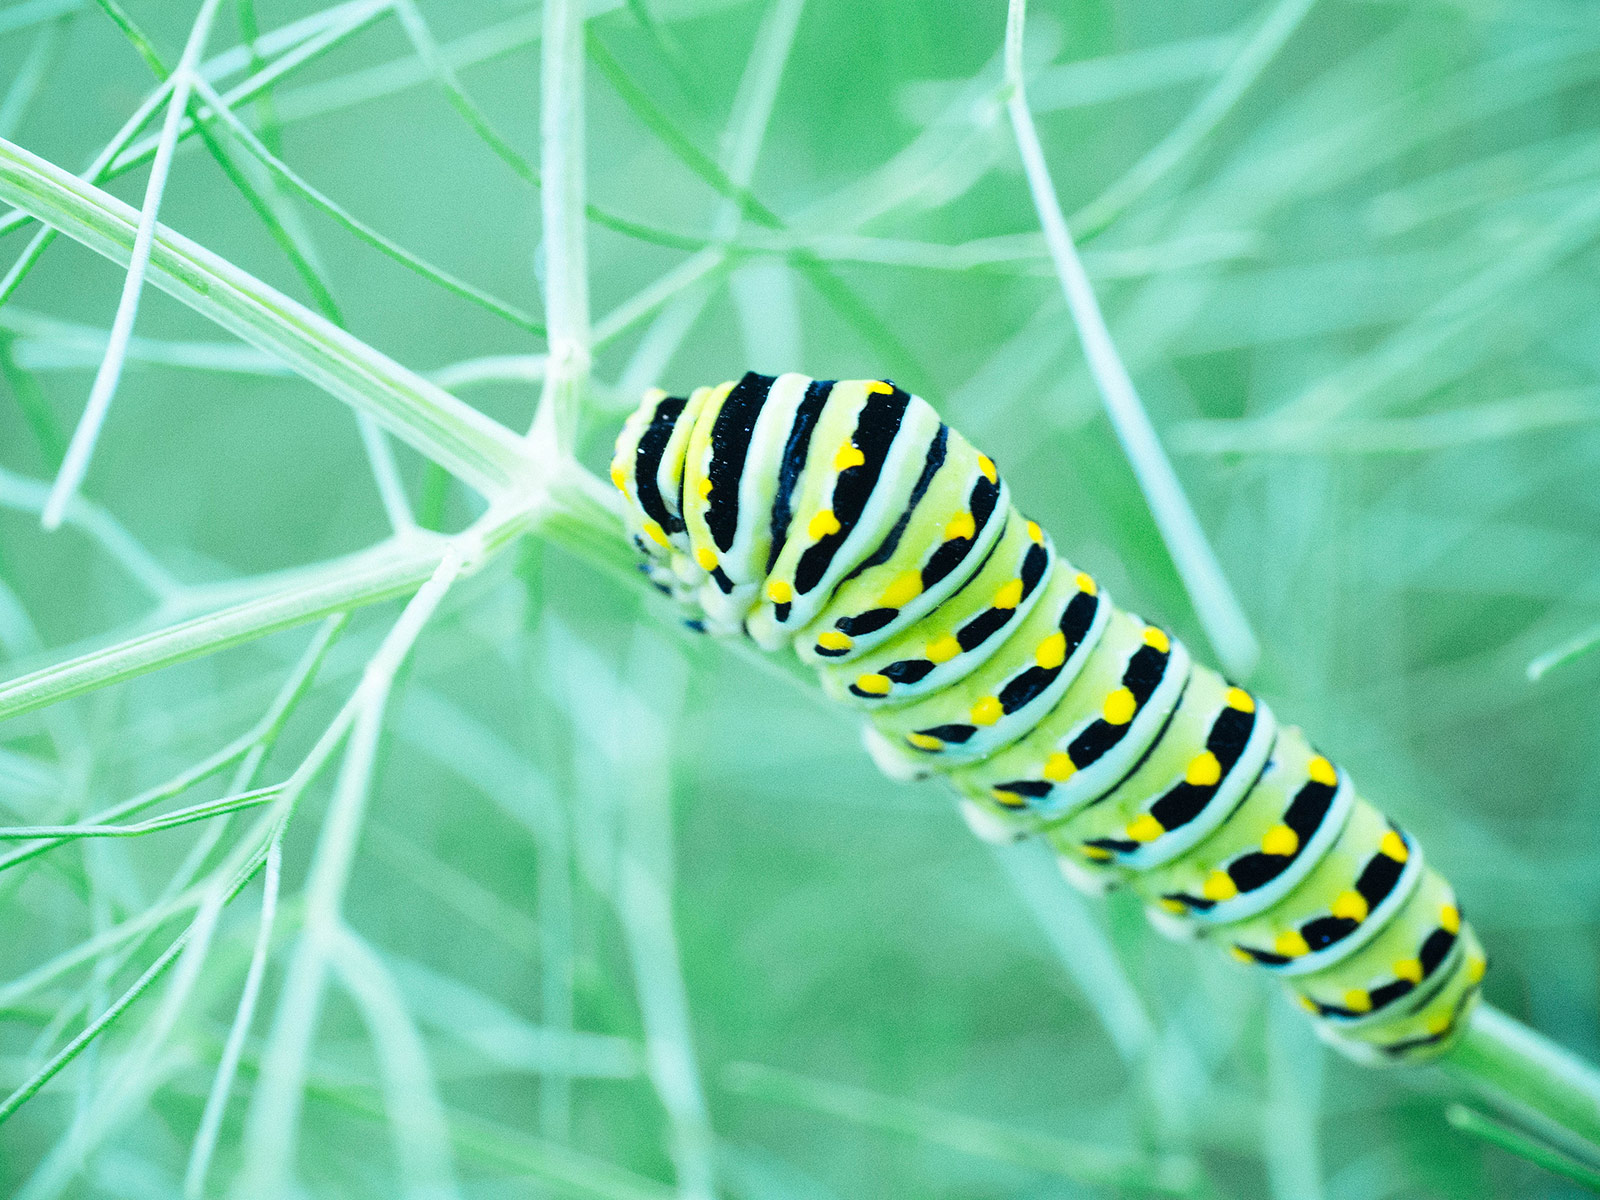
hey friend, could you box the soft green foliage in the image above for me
[0,0,1597,1197]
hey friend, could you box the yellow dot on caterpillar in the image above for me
[970,696,1003,726]
[1081,845,1114,862]
[1380,831,1409,862]
[866,380,894,394]
[1202,870,1238,901]
[609,462,628,491]
[1426,1013,1453,1036]
[1261,824,1299,857]
[697,475,713,499]
[1330,890,1369,923]
[1143,627,1171,653]
[854,674,890,696]
[1393,958,1424,984]
[977,454,997,483]
[925,635,961,664]
[808,509,841,539]
[833,443,866,471]
[1042,751,1076,781]
[989,789,1027,810]
[1275,930,1311,958]
[1467,954,1487,983]
[1126,814,1164,843]
[1035,632,1066,669]
[1026,520,1042,542]
[992,579,1024,609]
[1185,751,1222,787]
[1298,995,1319,1013]
[881,572,922,608]
[944,512,976,541]
[766,579,793,604]
[906,732,943,751]
[1440,904,1461,934]
[1074,571,1097,595]
[694,546,718,571]
[1102,687,1136,725]
[1158,898,1187,916]
[817,630,853,652]
[643,521,670,548]
[1228,946,1254,964]
[1307,755,1338,787]
[1343,989,1373,1013]
[1225,687,1255,713]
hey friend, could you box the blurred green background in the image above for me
[1,0,1598,1196]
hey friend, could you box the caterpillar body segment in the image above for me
[1128,723,1358,926]
[612,371,1486,1063]
[1035,659,1279,872]
[818,509,1052,709]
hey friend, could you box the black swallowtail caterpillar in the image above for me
[611,371,1487,1064]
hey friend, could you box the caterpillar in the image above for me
[610,371,1487,1064]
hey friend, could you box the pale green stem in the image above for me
[991,841,1155,1063]
[390,687,575,1139]
[100,0,393,180]
[1529,624,1600,682]
[0,536,447,722]
[41,0,225,529]
[592,248,726,348]
[16,880,232,1200]
[0,135,528,495]
[184,837,280,1199]
[325,925,462,1200]
[390,0,539,187]
[529,0,591,451]
[430,353,547,391]
[0,785,281,840]
[722,1060,1203,1196]
[0,73,174,307]
[1002,0,1260,679]
[1070,0,1320,240]
[0,906,197,1127]
[606,646,716,1200]
[1446,1103,1600,1193]
[281,1078,678,1200]
[238,503,516,1195]
[0,0,387,245]
[0,623,344,1132]
[0,800,288,1128]
[0,615,340,876]
[615,0,802,393]
[270,7,541,127]
[1445,1004,1600,1161]
[187,71,542,335]
[3,308,286,374]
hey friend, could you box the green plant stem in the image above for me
[0,537,448,722]
[1447,1105,1600,1193]
[0,134,529,497]
[1003,0,1259,679]
[530,0,591,453]
[1445,1004,1600,1160]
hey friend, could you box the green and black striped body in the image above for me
[612,371,1486,1064]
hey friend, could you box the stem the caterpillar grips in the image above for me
[612,371,1486,1064]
